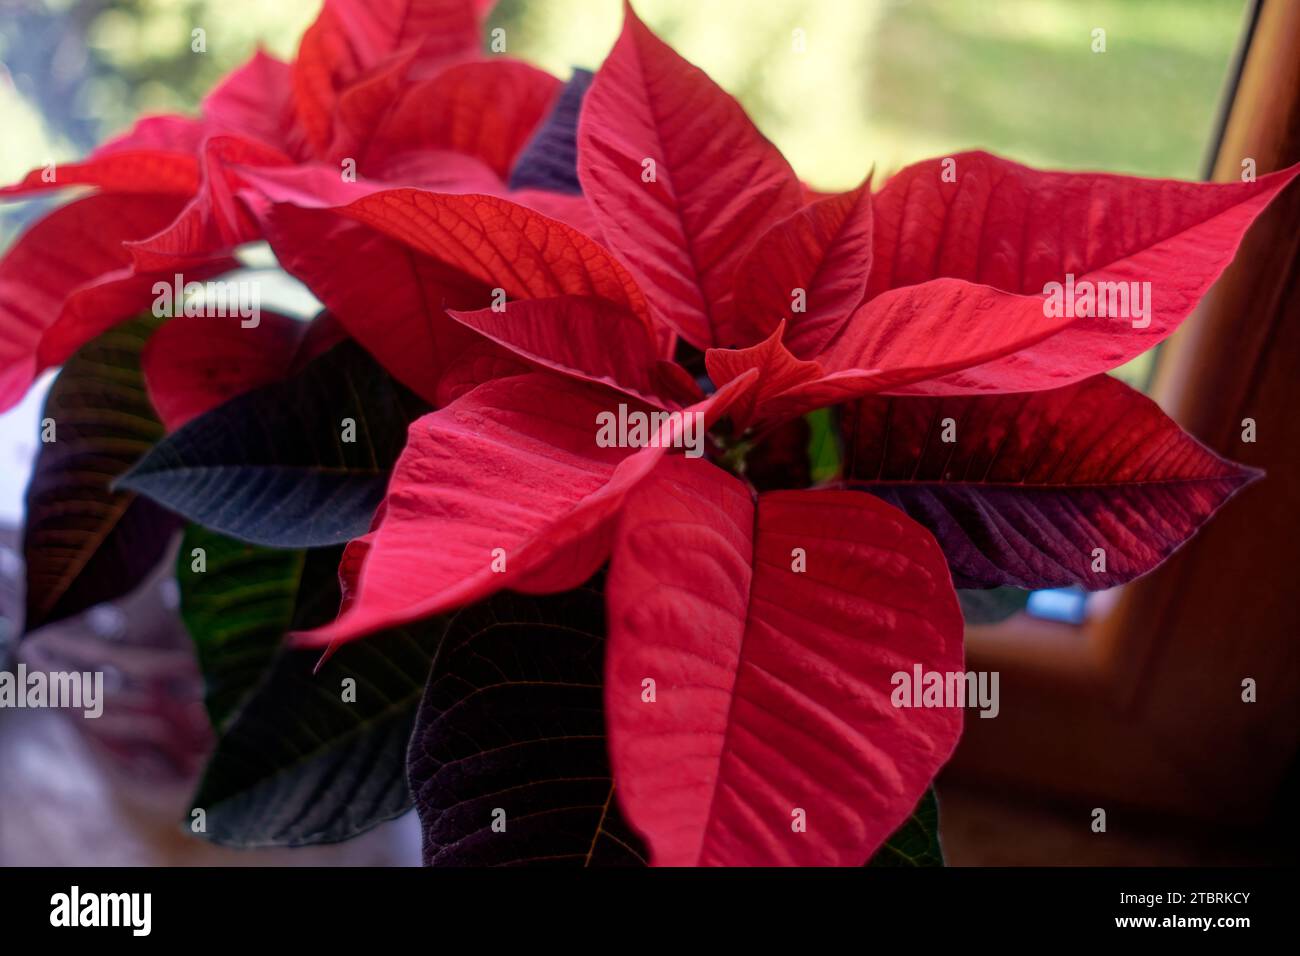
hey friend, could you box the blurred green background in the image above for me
[1,0,1249,187]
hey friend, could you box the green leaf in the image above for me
[189,545,446,847]
[958,587,1030,625]
[409,584,648,866]
[22,315,178,633]
[192,629,448,848]
[118,341,427,548]
[807,407,841,483]
[867,788,944,866]
[177,524,304,729]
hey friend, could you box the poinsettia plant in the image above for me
[5,0,1295,866]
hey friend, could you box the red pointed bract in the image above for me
[578,3,803,348]
[605,456,964,865]
[294,369,756,646]
[448,295,673,407]
[0,194,235,411]
[728,181,874,355]
[863,151,1300,393]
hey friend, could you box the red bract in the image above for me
[577,2,804,349]
[0,194,237,408]
[605,458,964,866]
[8,0,1296,867]
[141,312,345,431]
[0,0,576,411]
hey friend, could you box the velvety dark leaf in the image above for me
[190,543,446,846]
[957,588,1030,626]
[23,316,179,633]
[507,68,592,194]
[290,545,353,631]
[118,341,428,548]
[408,585,648,867]
[866,788,943,867]
[841,376,1260,589]
[176,524,305,729]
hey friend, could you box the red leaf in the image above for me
[0,152,200,200]
[294,370,755,646]
[336,532,374,618]
[0,194,233,411]
[864,151,1300,393]
[707,277,1109,427]
[704,322,823,431]
[605,456,963,865]
[142,312,340,431]
[242,143,587,231]
[240,150,501,206]
[841,374,1261,588]
[728,181,873,355]
[430,335,534,406]
[578,2,802,348]
[337,189,648,317]
[261,201,490,404]
[368,59,561,178]
[237,144,596,233]
[123,136,296,272]
[324,47,422,163]
[815,277,1083,401]
[96,115,208,155]
[1,114,211,200]
[245,168,591,405]
[242,169,584,404]
[710,157,1297,420]
[202,49,298,152]
[448,295,675,406]
[506,187,600,235]
[293,0,488,154]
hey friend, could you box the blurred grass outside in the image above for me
[1,0,1248,184]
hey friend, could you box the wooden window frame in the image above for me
[943,0,1300,825]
